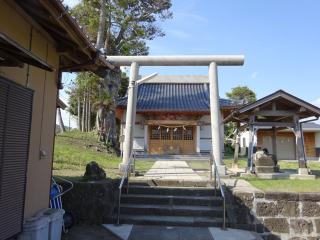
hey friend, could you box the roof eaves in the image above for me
[39,0,115,72]
[279,92,320,116]
[238,90,283,113]
[238,90,320,116]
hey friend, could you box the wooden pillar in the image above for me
[300,122,307,163]
[272,127,277,160]
[247,116,255,171]
[233,122,240,167]
[247,124,254,170]
[293,115,307,168]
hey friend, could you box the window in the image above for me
[183,127,193,140]
[150,126,160,140]
[161,127,171,140]
[173,127,183,140]
[150,126,194,141]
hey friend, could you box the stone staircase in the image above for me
[116,184,225,227]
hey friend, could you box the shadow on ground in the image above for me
[62,224,119,240]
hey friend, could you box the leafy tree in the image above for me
[67,72,102,131]
[226,86,256,104]
[66,0,172,148]
[72,0,172,55]
[225,86,256,162]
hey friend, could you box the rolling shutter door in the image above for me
[277,136,295,160]
[261,136,273,154]
[0,76,33,240]
[261,135,296,160]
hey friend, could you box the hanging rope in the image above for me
[155,124,191,131]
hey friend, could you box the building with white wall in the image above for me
[116,75,240,155]
[239,122,320,160]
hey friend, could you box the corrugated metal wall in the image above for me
[0,76,33,240]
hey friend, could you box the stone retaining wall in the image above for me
[227,189,320,240]
[60,179,119,224]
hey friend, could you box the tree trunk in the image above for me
[96,0,106,50]
[85,91,88,132]
[57,108,65,133]
[104,6,111,51]
[77,96,81,130]
[101,71,121,145]
[82,93,86,132]
[88,92,91,132]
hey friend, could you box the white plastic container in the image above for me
[18,215,49,240]
[37,208,65,240]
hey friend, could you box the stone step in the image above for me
[118,214,224,227]
[126,185,220,197]
[121,194,223,206]
[120,204,223,217]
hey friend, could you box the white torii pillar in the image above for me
[209,62,224,172]
[119,62,139,171]
[108,55,245,173]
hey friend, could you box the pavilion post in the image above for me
[233,123,240,168]
[247,116,255,172]
[248,124,254,171]
[293,115,307,171]
[209,62,225,175]
[272,127,277,160]
[120,62,139,171]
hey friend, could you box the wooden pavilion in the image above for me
[224,90,320,175]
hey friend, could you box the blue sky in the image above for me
[61,0,320,126]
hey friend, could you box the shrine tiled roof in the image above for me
[117,81,241,113]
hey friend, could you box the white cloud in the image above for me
[251,71,259,79]
[312,99,320,124]
[167,29,191,39]
[312,98,320,107]
[176,13,208,23]
[62,0,80,8]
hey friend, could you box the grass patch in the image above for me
[246,179,320,192]
[54,132,320,193]
[187,161,211,171]
[248,160,320,192]
[222,155,320,192]
[53,130,153,180]
[224,156,248,168]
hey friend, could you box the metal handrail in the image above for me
[51,176,74,199]
[117,152,135,225]
[210,154,226,230]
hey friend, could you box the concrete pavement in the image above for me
[103,224,262,240]
[135,160,203,181]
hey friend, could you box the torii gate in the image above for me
[108,55,245,174]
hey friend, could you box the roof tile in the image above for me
[117,83,240,112]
